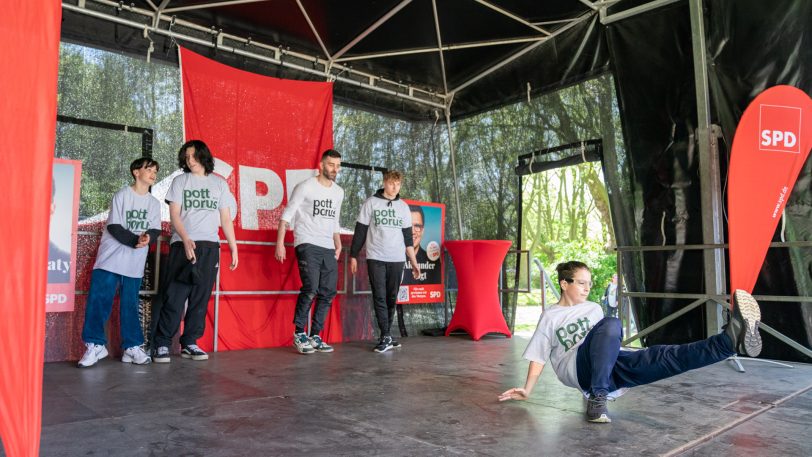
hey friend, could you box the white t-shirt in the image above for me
[281,177,344,249]
[165,173,236,244]
[523,301,605,391]
[356,195,412,262]
[93,186,161,278]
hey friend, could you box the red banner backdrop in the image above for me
[179,47,340,351]
[0,2,62,455]
[728,85,812,297]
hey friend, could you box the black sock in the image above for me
[310,330,319,338]
[295,327,305,334]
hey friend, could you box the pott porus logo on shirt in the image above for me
[312,198,336,218]
[556,317,593,351]
[126,209,150,231]
[373,208,403,227]
[183,188,219,211]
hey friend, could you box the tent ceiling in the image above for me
[60,0,647,120]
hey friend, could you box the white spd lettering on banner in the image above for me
[760,130,797,148]
[758,104,802,153]
[214,159,316,230]
[45,294,68,305]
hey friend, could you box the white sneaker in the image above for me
[77,343,108,368]
[293,332,315,354]
[122,346,152,365]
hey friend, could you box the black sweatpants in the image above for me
[367,259,405,337]
[293,243,338,334]
[151,241,219,348]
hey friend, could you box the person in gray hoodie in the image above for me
[350,170,420,353]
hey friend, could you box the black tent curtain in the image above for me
[606,0,812,362]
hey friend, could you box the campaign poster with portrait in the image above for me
[397,200,445,304]
[47,158,82,312]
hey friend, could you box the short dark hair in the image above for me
[178,140,215,174]
[321,149,341,161]
[130,157,160,179]
[556,261,590,292]
[409,204,424,221]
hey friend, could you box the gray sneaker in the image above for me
[294,332,315,354]
[77,343,108,368]
[728,290,762,357]
[153,346,171,363]
[122,346,152,365]
[309,335,334,353]
[586,392,611,423]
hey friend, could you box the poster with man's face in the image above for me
[47,159,82,312]
[398,200,444,304]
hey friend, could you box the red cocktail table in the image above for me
[444,240,512,340]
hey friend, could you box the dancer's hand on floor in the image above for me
[498,387,529,401]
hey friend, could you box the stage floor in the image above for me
[29,335,812,456]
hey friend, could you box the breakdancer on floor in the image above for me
[499,261,762,423]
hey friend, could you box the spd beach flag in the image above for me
[728,85,812,296]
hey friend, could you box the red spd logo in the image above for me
[759,104,802,153]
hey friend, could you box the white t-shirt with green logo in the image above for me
[356,196,412,262]
[523,301,605,391]
[281,177,344,249]
[165,173,236,244]
[93,186,161,278]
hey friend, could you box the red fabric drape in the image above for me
[0,2,62,456]
[179,47,339,350]
[728,86,812,296]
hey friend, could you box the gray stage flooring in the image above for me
[29,336,812,456]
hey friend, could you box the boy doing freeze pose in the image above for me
[78,157,162,368]
[499,261,762,423]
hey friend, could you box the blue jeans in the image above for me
[576,317,735,395]
[81,269,144,349]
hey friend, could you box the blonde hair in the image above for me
[383,170,403,183]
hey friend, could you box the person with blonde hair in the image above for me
[350,170,420,353]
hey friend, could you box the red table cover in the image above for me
[445,240,512,340]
